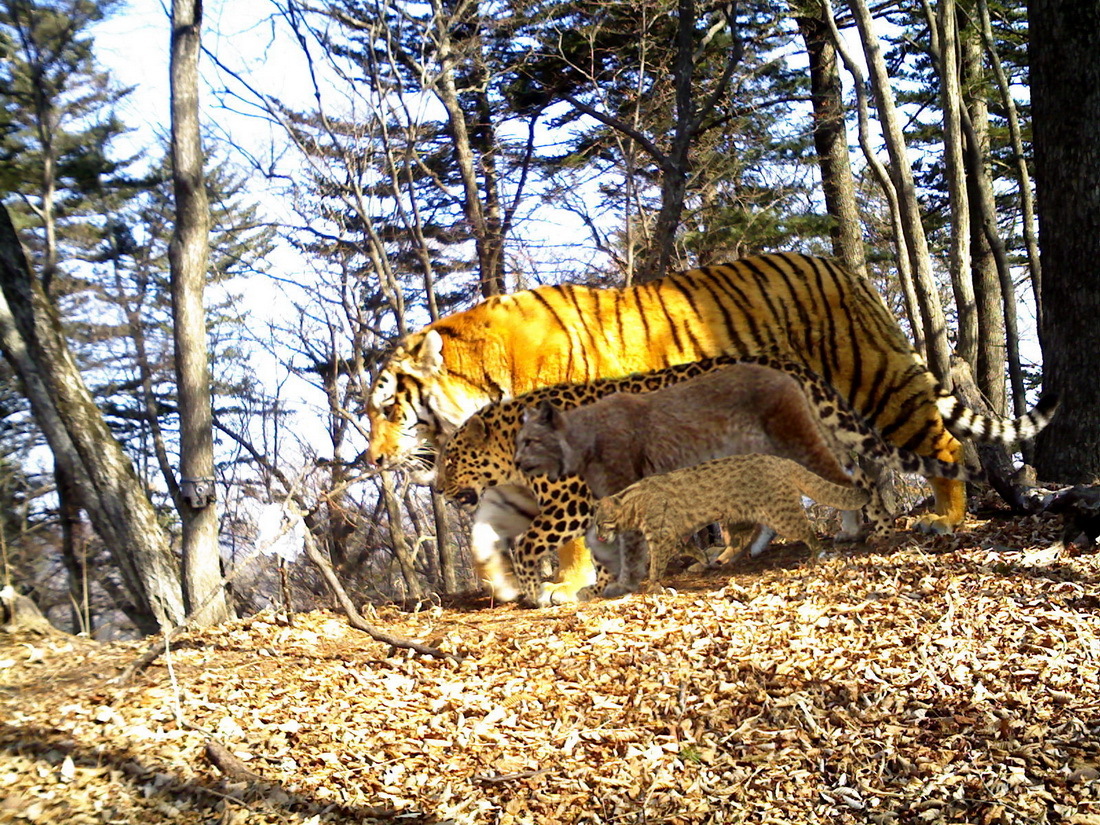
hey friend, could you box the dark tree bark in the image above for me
[170,0,232,625]
[1029,0,1100,483]
[794,8,866,278]
[0,205,185,633]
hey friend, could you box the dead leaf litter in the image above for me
[2,512,1100,824]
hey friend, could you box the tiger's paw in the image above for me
[539,581,583,606]
[912,513,959,535]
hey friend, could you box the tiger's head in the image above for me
[367,328,495,472]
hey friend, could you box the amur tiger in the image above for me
[368,252,1057,541]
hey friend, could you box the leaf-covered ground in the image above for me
[3,508,1100,825]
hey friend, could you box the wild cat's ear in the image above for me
[541,400,566,430]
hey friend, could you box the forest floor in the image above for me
[3,500,1100,825]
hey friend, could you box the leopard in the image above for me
[436,355,996,606]
[587,455,873,594]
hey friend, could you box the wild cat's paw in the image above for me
[601,582,640,599]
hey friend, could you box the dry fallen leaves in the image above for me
[2,510,1100,824]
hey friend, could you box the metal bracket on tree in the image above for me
[180,477,216,509]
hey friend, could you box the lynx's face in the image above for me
[514,405,568,480]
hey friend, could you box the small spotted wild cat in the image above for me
[588,454,871,594]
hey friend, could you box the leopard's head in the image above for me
[435,410,523,508]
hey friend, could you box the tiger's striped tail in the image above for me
[937,392,1059,445]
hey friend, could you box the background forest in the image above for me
[0,0,1098,639]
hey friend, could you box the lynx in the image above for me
[588,455,871,593]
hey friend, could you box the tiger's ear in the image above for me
[411,329,445,374]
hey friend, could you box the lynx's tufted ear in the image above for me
[410,329,445,374]
[532,399,565,431]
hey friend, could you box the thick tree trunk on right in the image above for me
[1029,0,1100,483]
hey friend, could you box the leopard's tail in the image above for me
[936,392,1059,444]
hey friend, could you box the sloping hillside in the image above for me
[3,509,1099,825]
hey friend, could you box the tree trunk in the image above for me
[431,3,505,298]
[380,469,424,601]
[56,460,91,634]
[978,0,1042,330]
[794,9,866,278]
[961,17,1006,416]
[0,205,185,633]
[637,0,698,283]
[846,0,952,381]
[931,0,977,367]
[822,0,923,353]
[431,489,458,594]
[170,0,231,625]
[1029,0,1100,483]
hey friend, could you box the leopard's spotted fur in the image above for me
[435,358,734,604]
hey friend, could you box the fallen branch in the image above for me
[299,522,463,663]
[205,739,278,787]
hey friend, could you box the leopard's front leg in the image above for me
[515,475,603,606]
[510,512,599,606]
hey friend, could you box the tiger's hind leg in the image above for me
[544,537,598,604]
[913,436,967,534]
